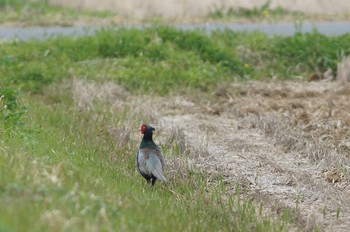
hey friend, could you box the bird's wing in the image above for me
[147,153,168,184]
[154,146,165,170]
[139,147,168,184]
[137,148,149,175]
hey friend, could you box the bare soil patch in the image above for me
[73,79,350,231]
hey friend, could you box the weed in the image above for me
[270,31,350,76]
[212,29,350,79]
[336,207,341,219]
[208,0,304,21]
[0,0,116,26]
[0,88,26,134]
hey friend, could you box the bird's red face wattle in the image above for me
[141,124,147,134]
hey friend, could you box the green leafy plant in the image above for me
[208,0,303,20]
[0,88,26,133]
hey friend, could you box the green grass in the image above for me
[1,26,349,231]
[0,0,116,26]
[208,0,305,21]
[0,88,287,231]
[0,0,347,26]
[1,27,349,94]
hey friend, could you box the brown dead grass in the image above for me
[71,78,350,231]
[49,0,350,20]
[337,56,350,84]
[72,78,127,110]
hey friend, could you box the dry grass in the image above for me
[167,80,350,230]
[337,56,350,84]
[72,78,127,110]
[232,81,350,161]
[70,78,350,231]
[49,0,350,19]
[71,78,204,182]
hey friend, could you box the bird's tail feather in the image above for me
[152,169,169,185]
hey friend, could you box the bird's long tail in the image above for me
[152,169,169,186]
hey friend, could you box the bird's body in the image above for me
[137,124,168,186]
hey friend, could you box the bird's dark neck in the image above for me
[143,131,153,141]
[140,132,154,148]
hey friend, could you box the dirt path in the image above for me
[155,81,350,231]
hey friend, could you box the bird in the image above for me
[137,124,169,186]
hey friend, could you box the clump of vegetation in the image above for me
[208,0,304,21]
[270,32,350,76]
[1,27,350,94]
[211,29,350,78]
[0,0,115,26]
[0,88,26,134]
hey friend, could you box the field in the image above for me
[48,0,350,23]
[1,1,350,232]
[1,0,350,26]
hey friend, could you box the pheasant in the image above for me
[137,124,169,186]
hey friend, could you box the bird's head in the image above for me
[141,124,155,135]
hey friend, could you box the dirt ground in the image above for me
[73,78,350,231]
[49,0,350,19]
